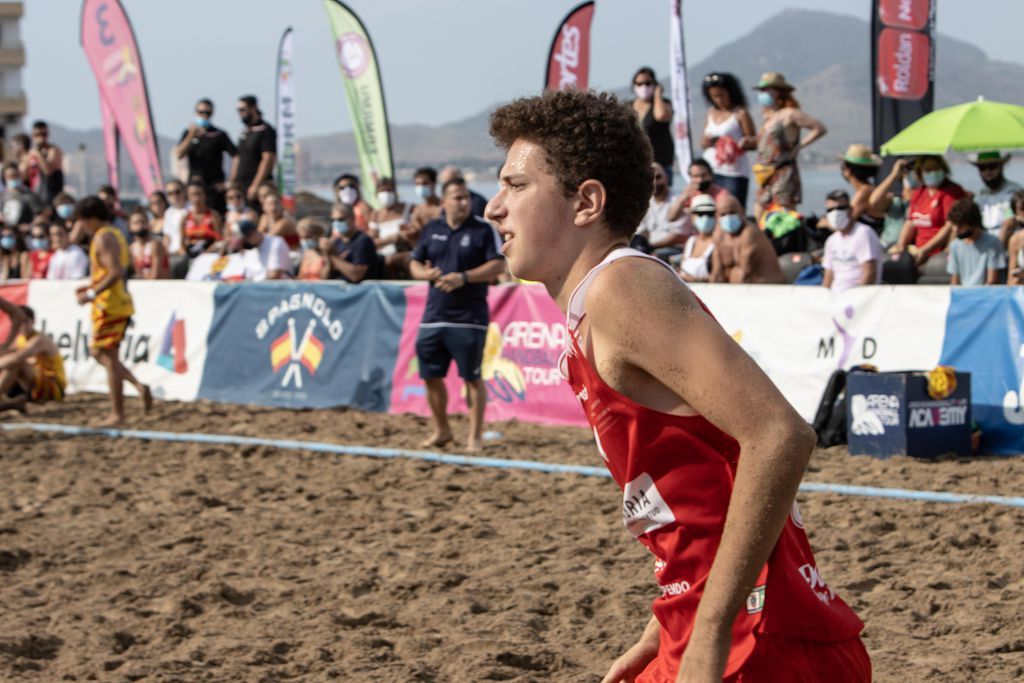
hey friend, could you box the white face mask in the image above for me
[826,208,851,231]
[634,84,655,101]
[377,191,396,207]
[337,187,359,205]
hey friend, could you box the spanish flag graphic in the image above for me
[301,334,324,374]
[270,331,293,372]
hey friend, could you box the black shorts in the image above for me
[416,325,487,381]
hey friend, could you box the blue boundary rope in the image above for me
[5,421,1023,508]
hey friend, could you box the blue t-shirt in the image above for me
[411,215,503,326]
[331,230,380,282]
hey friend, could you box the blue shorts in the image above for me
[416,325,487,381]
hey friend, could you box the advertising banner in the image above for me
[390,284,587,427]
[99,96,120,190]
[669,0,693,183]
[276,27,297,210]
[24,280,214,401]
[544,1,595,91]
[870,0,936,153]
[0,283,29,345]
[80,0,164,196]
[322,0,393,207]
[198,283,405,410]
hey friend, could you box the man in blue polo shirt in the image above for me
[410,178,506,452]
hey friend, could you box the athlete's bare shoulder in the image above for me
[584,254,699,330]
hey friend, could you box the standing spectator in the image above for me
[175,98,237,213]
[668,159,731,234]
[127,208,170,279]
[820,190,883,292]
[868,158,917,248]
[162,180,188,256]
[296,217,327,281]
[0,225,24,281]
[21,121,64,204]
[969,151,1021,238]
[409,178,506,452]
[9,134,31,176]
[946,198,1006,286]
[52,191,77,229]
[182,182,223,257]
[46,223,88,280]
[630,67,674,179]
[234,216,290,281]
[752,72,827,216]
[634,162,684,261]
[368,177,412,257]
[147,190,169,243]
[439,166,488,218]
[838,144,886,231]
[897,155,966,267]
[23,220,54,279]
[324,203,380,283]
[677,194,717,283]
[701,73,756,205]
[711,194,785,284]
[333,173,371,231]
[229,95,276,209]
[258,192,297,249]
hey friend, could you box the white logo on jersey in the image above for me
[798,563,836,605]
[621,473,676,538]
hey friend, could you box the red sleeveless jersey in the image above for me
[559,249,863,681]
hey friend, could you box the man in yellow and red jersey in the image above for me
[71,196,151,425]
[0,305,66,413]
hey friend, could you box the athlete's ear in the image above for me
[574,179,607,228]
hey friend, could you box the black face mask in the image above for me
[697,179,712,192]
[133,229,150,241]
[240,113,254,126]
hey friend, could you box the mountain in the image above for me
[47,9,1024,194]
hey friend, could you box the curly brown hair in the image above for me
[489,90,653,239]
[947,197,981,229]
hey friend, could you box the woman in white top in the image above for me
[368,177,412,258]
[700,72,757,207]
[677,194,717,282]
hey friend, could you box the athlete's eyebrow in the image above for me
[501,173,527,185]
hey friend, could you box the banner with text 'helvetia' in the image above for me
[80,0,164,195]
[544,2,594,91]
[276,27,297,210]
[322,0,394,206]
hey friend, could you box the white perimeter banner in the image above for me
[669,0,692,184]
[690,284,950,420]
[26,280,216,401]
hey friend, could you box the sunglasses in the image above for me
[704,74,723,83]
[977,163,1001,172]
[693,211,716,217]
[196,109,213,116]
[167,189,183,195]
[634,80,654,87]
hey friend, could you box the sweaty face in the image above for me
[486,139,577,283]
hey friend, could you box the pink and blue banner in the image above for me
[80,0,164,195]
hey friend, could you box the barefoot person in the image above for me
[485,90,868,682]
[71,196,152,425]
[409,178,506,452]
[0,305,66,413]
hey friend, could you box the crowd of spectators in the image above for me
[2,78,1023,291]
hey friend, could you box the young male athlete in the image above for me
[71,196,151,425]
[485,90,869,682]
[0,305,66,413]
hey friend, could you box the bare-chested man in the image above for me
[711,194,785,284]
[0,304,66,413]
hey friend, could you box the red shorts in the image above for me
[726,634,871,682]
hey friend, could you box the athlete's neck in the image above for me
[551,238,629,313]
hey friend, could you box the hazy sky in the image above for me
[23,0,1023,140]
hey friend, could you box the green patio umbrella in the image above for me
[880,97,1024,156]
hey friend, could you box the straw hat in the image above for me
[754,72,795,91]
[968,150,1011,165]
[839,143,882,167]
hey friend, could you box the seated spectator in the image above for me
[2,163,44,226]
[233,215,290,281]
[46,222,88,280]
[296,217,327,280]
[0,305,66,413]
[998,189,1024,249]
[333,173,371,231]
[897,154,965,267]
[162,180,189,256]
[223,183,247,233]
[368,177,412,257]
[324,202,380,283]
[52,191,77,229]
[946,198,1006,286]
[147,189,169,243]
[667,159,731,233]
[868,157,916,248]
[439,165,488,218]
[710,193,785,284]
[182,181,223,257]
[838,144,886,232]
[676,193,717,283]
[97,184,128,235]
[410,166,442,231]
[1009,220,1024,285]
[24,219,54,279]
[0,225,24,281]
[969,151,1021,237]
[634,162,684,261]
[819,189,882,292]
[256,179,278,211]
[128,208,170,279]
[258,192,297,249]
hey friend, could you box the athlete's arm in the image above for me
[585,259,815,683]
[0,297,26,352]
[601,615,661,683]
[0,333,44,370]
